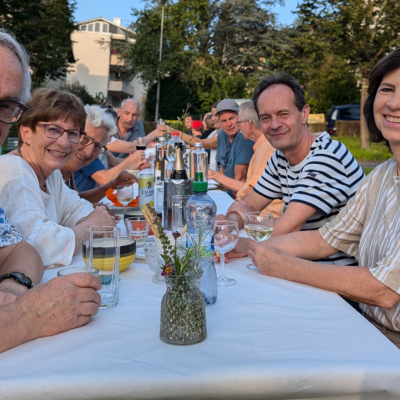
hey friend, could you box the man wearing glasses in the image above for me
[0,30,102,353]
[214,99,254,193]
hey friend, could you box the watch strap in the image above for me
[0,272,33,289]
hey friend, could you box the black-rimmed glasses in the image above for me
[0,100,28,124]
[80,135,107,154]
[36,124,86,144]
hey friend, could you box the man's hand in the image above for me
[136,161,151,171]
[128,150,145,165]
[110,171,137,190]
[158,124,173,134]
[83,206,116,228]
[18,273,102,338]
[208,169,218,181]
[226,200,255,221]
[214,237,250,263]
[248,240,291,279]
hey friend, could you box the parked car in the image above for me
[325,104,360,135]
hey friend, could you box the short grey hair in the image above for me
[85,104,117,137]
[121,98,140,112]
[0,29,31,104]
[239,100,261,130]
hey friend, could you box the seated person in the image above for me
[73,105,145,192]
[209,101,284,217]
[0,88,115,268]
[220,73,364,266]
[0,29,101,353]
[191,120,204,137]
[236,49,400,348]
[201,112,215,139]
[184,115,193,135]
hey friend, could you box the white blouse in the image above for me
[0,155,94,268]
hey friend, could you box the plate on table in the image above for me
[108,205,125,214]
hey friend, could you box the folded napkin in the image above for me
[105,188,138,207]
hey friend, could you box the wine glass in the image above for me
[117,185,134,212]
[214,221,239,286]
[244,212,274,270]
[157,119,166,127]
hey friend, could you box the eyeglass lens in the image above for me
[43,124,82,144]
[80,135,105,154]
[0,100,24,124]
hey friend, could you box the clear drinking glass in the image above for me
[157,119,166,127]
[57,266,99,277]
[117,185,134,212]
[171,195,191,237]
[214,221,239,286]
[125,217,149,259]
[244,212,274,270]
[83,226,120,309]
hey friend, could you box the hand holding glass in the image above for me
[244,212,274,270]
[214,221,239,286]
[117,185,134,211]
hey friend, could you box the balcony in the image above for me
[110,54,125,66]
[108,80,134,96]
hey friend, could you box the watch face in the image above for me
[12,272,33,289]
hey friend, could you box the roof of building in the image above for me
[76,17,133,33]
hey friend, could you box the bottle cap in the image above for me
[194,142,203,149]
[172,131,179,136]
[193,181,207,192]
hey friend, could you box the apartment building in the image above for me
[66,17,145,108]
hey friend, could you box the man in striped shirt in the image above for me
[222,73,365,266]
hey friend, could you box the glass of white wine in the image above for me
[244,212,274,270]
[117,185,134,212]
[214,221,239,286]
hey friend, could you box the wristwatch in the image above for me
[0,272,33,289]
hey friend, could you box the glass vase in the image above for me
[160,272,207,345]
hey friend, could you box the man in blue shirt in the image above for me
[215,99,254,181]
[113,99,145,159]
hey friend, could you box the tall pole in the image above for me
[155,1,166,122]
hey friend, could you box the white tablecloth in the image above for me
[0,191,400,399]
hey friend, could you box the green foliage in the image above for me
[122,0,285,113]
[0,0,77,86]
[336,135,392,162]
[59,81,102,105]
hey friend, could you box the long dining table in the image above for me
[0,190,400,400]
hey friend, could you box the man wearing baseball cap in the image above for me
[214,99,254,187]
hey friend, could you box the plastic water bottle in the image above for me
[185,175,218,305]
[190,142,208,181]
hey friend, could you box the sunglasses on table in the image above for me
[0,100,28,124]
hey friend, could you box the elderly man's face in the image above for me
[64,122,108,172]
[0,47,24,146]
[118,100,140,131]
[257,84,309,154]
[185,116,192,129]
[218,111,239,138]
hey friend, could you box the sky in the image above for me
[74,0,299,27]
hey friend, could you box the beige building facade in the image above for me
[66,17,145,108]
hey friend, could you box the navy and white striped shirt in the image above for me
[254,132,365,265]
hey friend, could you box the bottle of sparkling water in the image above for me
[138,168,155,210]
[185,174,218,305]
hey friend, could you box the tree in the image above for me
[121,0,285,113]
[0,0,76,87]
[294,0,400,148]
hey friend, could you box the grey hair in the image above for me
[239,100,261,130]
[121,98,140,111]
[85,104,117,137]
[0,29,31,104]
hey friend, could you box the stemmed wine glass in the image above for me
[214,221,239,286]
[244,212,274,270]
[117,185,134,212]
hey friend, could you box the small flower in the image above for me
[187,103,191,107]
[172,231,180,240]
[161,263,175,276]
[160,232,166,237]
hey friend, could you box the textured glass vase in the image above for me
[160,272,207,345]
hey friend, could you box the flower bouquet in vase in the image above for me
[143,203,207,345]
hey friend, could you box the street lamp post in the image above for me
[155,0,167,122]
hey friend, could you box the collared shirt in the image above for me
[74,158,105,191]
[216,130,254,179]
[254,132,365,265]
[0,206,22,248]
[236,135,284,218]
[320,158,400,331]
[113,119,145,159]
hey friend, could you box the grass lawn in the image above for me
[335,135,392,162]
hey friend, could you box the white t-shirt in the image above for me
[0,155,94,267]
[254,132,365,265]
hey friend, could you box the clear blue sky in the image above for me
[74,0,300,27]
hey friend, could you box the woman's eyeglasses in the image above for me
[0,100,28,124]
[80,135,107,154]
[36,124,86,144]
